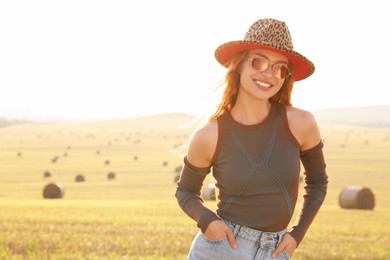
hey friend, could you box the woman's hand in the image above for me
[272,233,297,258]
[203,220,237,249]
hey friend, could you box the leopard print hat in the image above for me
[214,18,315,81]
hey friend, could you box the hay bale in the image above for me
[174,166,183,183]
[105,160,110,165]
[75,174,85,182]
[43,171,52,178]
[339,186,375,210]
[202,183,217,201]
[174,166,183,174]
[51,156,59,163]
[43,182,65,199]
[174,174,180,183]
[107,172,116,180]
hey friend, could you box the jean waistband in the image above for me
[225,220,287,245]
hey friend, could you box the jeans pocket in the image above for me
[200,233,228,245]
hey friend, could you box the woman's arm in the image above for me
[286,107,329,245]
[273,107,328,257]
[175,120,220,232]
[175,119,237,248]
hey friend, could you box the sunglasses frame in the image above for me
[247,56,291,79]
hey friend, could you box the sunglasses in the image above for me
[247,56,291,79]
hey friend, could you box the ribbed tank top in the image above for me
[212,103,301,232]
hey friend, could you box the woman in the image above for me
[176,18,328,259]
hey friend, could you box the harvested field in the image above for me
[0,113,389,259]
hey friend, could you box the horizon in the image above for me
[2,104,390,123]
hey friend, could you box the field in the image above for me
[0,113,389,259]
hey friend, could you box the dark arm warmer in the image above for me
[289,141,328,245]
[175,157,221,233]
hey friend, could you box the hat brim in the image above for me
[215,41,315,81]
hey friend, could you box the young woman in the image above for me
[176,18,328,260]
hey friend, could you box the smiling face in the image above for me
[238,49,290,102]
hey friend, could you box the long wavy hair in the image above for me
[209,50,296,121]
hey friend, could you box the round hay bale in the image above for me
[339,186,375,210]
[174,174,180,184]
[202,183,217,201]
[43,171,52,178]
[52,156,59,163]
[174,166,183,174]
[107,172,116,180]
[75,174,85,182]
[43,182,65,199]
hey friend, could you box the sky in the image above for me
[1,0,389,121]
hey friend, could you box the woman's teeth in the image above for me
[254,80,271,88]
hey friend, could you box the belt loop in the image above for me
[258,232,263,245]
[232,223,241,237]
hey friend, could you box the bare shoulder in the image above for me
[286,106,321,151]
[286,106,317,125]
[187,119,218,168]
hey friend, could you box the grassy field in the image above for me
[0,113,389,259]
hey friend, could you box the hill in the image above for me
[313,105,390,127]
[1,106,389,128]
[0,118,32,128]
[141,106,390,128]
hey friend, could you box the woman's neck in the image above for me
[230,101,272,125]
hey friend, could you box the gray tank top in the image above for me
[212,103,301,231]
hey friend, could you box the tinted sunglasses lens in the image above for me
[274,64,290,79]
[251,57,268,72]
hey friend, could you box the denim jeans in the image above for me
[187,220,291,260]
